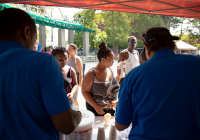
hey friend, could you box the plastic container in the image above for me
[65,110,95,140]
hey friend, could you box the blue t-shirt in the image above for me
[116,49,200,140]
[37,44,41,51]
[0,41,70,140]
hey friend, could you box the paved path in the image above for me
[78,59,118,110]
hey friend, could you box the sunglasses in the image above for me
[142,34,148,46]
[130,41,137,44]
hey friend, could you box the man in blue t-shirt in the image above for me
[115,27,200,140]
[0,8,81,140]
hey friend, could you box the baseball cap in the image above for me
[143,27,179,46]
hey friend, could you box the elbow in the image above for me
[115,126,125,131]
[57,122,76,135]
[115,122,127,131]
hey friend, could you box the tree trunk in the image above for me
[113,44,118,54]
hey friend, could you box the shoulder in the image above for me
[75,55,81,60]
[83,69,94,81]
[25,51,54,65]
[75,56,82,63]
[134,50,139,53]
[63,65,71,73]
[70,67,76,74]
[177,54,200,63]
[120,49,128,55]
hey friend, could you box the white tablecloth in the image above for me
[92,116,129,140]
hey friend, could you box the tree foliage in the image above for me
[74,9,106,49]
[73,10,186,53]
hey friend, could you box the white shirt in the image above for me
[123,49,140,75]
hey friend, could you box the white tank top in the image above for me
[124,49,139,74]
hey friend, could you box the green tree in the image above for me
[186,18,200,48]
[129,13,163,34]
[74,9,106,49]
[161,16,184,30]
[102,11,131,54]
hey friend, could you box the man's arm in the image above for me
[117,52,125,75]
[115,122,130,131]
[115,75,133,131]
[50,108,81,134]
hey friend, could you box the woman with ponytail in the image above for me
[82,41,120,116]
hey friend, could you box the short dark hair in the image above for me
[139,49,147,60]
[128,36,137,42]
[0,8,36,40]
[51,47,69,57]
[69,44,78,51]
[97,41,112,61]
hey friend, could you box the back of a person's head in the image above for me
[144,27,179,52]
[97,41,112,61]
[0,8,36,40]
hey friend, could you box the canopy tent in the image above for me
[0,0,200,19]
[0,4,95,32]
[176,40,197,50]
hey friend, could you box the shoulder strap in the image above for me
[91,67,96,77]
[66,67,72,93]
[67,67,71,77]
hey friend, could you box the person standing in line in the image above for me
[115,27,200,140]
[82,41,120,116]
[116,36,140,85]
[51,46,79,140]
[67,44,83,108]
[51,47,78,108]
[0,8,81,140]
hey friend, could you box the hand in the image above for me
[67,93,73,103]
[123,67,126,72]
[116,75,121,82]
[107,100,118,108]
[94,105,105,115]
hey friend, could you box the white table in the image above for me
[92,116,129,140]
